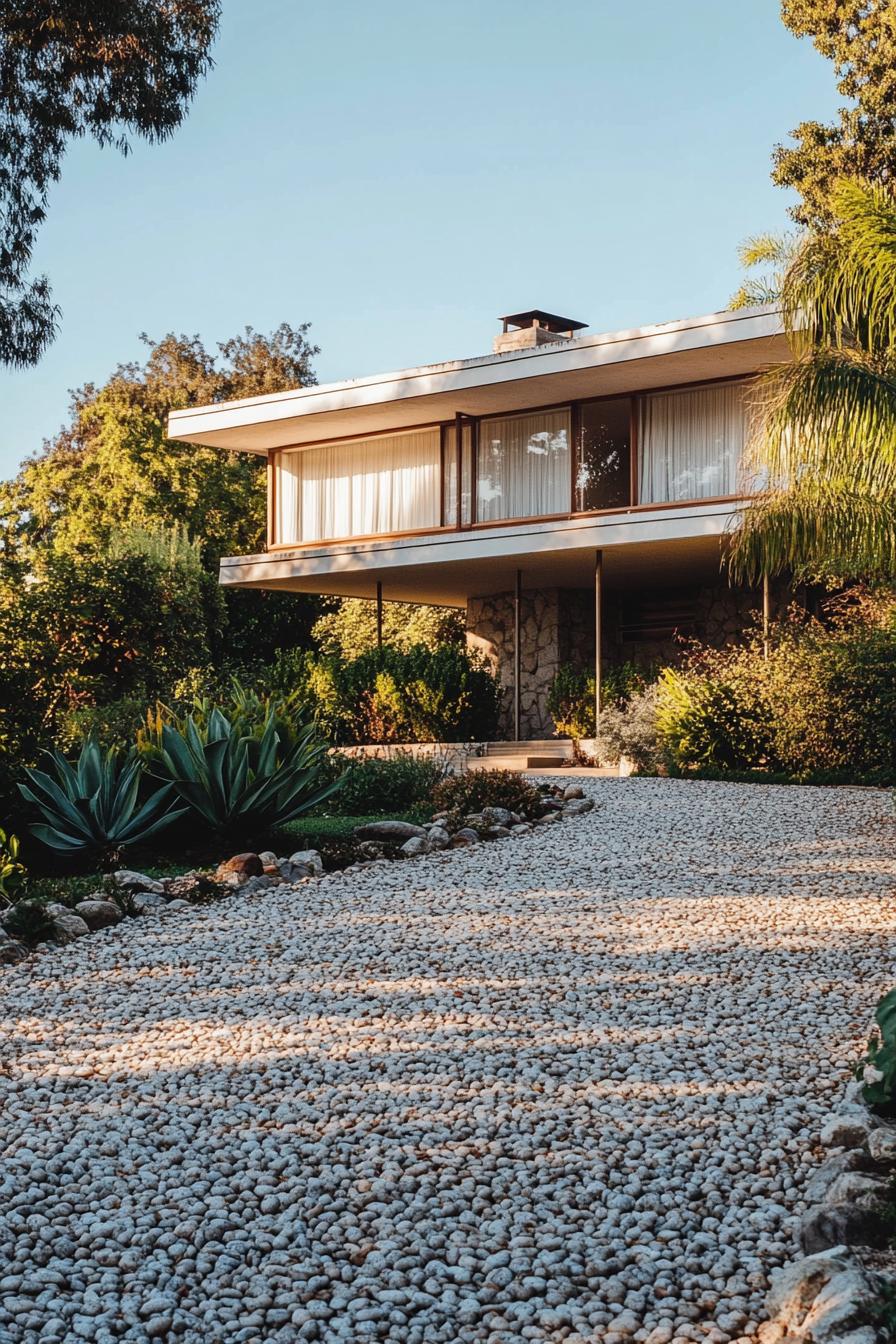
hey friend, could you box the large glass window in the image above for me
[576,398,631,511]
[274,427,441,544]
[476,408,571,523]
[443,421,473,526]
[638,381,747,504]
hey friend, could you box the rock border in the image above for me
[0,782,594,968]
[758,1081,896,1343]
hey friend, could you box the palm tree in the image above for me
[729,179,896,583]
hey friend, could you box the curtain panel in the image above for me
[274,428,441,544]
[638,382,748,504]
[476,409,571,523]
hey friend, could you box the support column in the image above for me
[762,572,770,661]
[513,569,522,742]
[594,550,603,740]
[376,581,383,650]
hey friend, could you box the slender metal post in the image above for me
[376,581,383,650]
[762,572,770,661]
[595,550,603,740]
[513,569,522,742]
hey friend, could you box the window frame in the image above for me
[265,373,754,551]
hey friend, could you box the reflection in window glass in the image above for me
[576,399,631,511]
[443,422,473,526]
[476,409,570,523]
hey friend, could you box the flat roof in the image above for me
[168,304,786,455]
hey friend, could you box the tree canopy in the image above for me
[775,0,896,229]
[0,0,220,366]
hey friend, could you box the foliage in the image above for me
[19,737,184,869]
[328,753,447,816]
[773,1,896,230]
[0,0,220,366]
[547,662,657,740]
[652,593,896,780]
[431,769,542,825]
[730,179,896,584]
[289,645,501,745]
[595,684,663,773]
[0,828,25,906]
[312,599,465,658]
[149,709,339,835]
[139,678,312,757]
[730,232,801,309]
[856,985,896,1115]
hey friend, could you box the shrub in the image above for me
[856,986,896,1115]
[3,898,55,946]
[548,662,658,740]
[149,709,339,836]
[655,665,774,772]
[139,677,311,757]
[279,645,501,745]
[329,753,447,815]
[596,684,663,772]
[19,737,185,869]
[0,829,25,907]
[431,769,542,824]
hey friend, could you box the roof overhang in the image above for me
[169,306,787,454]
[219,502,741,606]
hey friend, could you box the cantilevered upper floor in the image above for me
[167,305,787,605]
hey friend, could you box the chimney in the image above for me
[493,309,587,354]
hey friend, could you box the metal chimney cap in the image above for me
[499,309,588,335]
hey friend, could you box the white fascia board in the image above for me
[219,501,741,586]
[169,305,782,448]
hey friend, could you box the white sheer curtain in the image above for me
[477,409,570,522]
[275,428,441,544]
[638,382,747,504]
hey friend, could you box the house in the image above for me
[168,305,787,740]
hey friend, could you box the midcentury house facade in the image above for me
[168,305,787,739]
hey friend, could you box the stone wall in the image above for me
[466,577,792,742]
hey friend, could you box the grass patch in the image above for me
[274,809,429,848]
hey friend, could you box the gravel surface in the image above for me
[1,777,894,1344]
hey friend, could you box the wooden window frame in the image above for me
[265,373,754,551]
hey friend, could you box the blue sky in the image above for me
[0,0,837,478]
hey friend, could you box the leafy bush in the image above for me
[149,709,339,836]
[312,599,464,657]
[329,753,447,815]
[139,677,311,756]
[856,986,896,1115]
[19,737,185,869]
[0,829,25,906]
[431,769,541,824]
[548,662,658,740]
[282,645,501,745]
[651,592,896,780]
[596,684,663,772]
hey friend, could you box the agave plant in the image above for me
[19,737,186,868]
[149,708,340,835]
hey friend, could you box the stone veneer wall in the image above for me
[466,579,790,741]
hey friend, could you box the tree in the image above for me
[730,233,800,309]
[2,323,318,561]
[774,1,896,229]
[311,599,465,659]
[0,0,220,366]
[729,177,896,582]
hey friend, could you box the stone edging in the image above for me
[758,1082,896,1343]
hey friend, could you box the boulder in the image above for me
[449,828,478,848]
[74,900,121,931]
[50,912,91,944]
[288,849,324,876]
[163,899,192,911]
[481,806,513,828]
[427,827,450,850]
[113,870,165,895]
[131,892,165,915]
[258,850,279,864]
[217,853,264,881]
[485,825,511,839]
[278,860,314,882]
[0,931,27,965]
[804,1152,868,1205]
[563,798,595,816]
[819,1109,873,1151]
[400,836,431,857]
[765,1246,879,1341]
[563,785,585,799]
[800,1198,888,1253]
[354,820,428,843]
[867,1126,896,1162]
